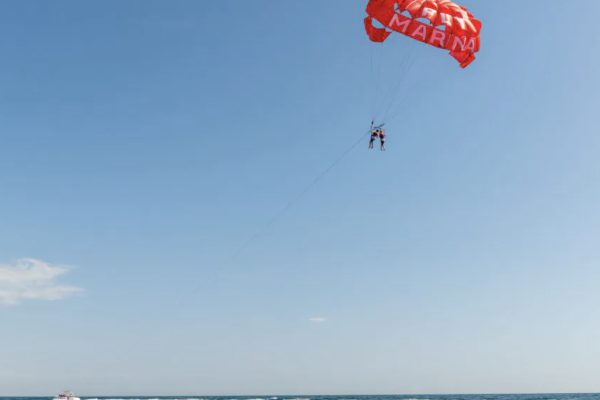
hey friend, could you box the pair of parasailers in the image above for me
[369,121,386,151]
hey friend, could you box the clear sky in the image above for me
[1,0,600,396]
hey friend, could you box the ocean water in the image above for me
[3,395,600,400]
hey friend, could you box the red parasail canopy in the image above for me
[365,0,482,68]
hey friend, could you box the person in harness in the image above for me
[369,121,386,151]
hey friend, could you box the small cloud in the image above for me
[0,258,83,306]
[309,317,326,323]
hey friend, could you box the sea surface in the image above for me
[4,395,600,400]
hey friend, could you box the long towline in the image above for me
[230,129,372,259]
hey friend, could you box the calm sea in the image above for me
[3,395,600,400]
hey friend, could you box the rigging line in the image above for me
[376,42,389,121]
[381,78,421,123]
[381,52,416,123]
[378,53,411,122]
[370,45,376,120]
[230,129,372,260]
[378,42,417,123]
[372,43,385,122]
[371,41,415,124]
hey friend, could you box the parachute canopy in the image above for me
[365,0,482,68]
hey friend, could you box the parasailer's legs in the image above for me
[369,134,377,149]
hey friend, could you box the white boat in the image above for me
[53,391,81,400]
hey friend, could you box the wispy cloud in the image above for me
[0,258,83,306]
[309,317,326,323]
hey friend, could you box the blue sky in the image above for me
[1,0,600,395]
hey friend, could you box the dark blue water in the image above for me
[4,395,600,400]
